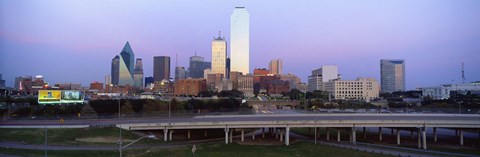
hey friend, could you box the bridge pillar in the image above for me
[433,127,437,142]
[262,128,265,138]
[169,130,174,141]
[417,128,421,149]
[164,128,168,142]
[396,129,400,145]
[460,129,464,146]
[351,127,356,144]
[337,129,341,142]
[378,127,382,142]
[326,127,330,141]
[391,128,394,135]
[241,129,244,142]
[280,130,284,142]
[225,128,229,144]
[317,127,320,138]
[252,129,255,140]
[187,130,191,140]
[275,128,279,139]
[204,130,208,137]
[422,128,427,150]
[363,127,367,139]
[285,126,290,146]
[410,130,414,139]
[229,129,233,143]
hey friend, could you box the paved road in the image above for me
[2,114,480,127]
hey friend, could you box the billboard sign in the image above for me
[38,90,84,104]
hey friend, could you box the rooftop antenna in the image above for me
[462,62,465,83]
[176,53,178,68]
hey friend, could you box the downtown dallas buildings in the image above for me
[380,59,405,93]
[111,41,143,88]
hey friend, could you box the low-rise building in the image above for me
[422,82,480,100]
[174,78,207,96]
[237,74,254,97]
[325,78,379,102]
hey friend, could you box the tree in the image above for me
[121,100,134,116]
[80,104,97,119]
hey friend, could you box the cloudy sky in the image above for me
[1,0,479,89]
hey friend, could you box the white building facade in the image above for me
[230,7,250,74]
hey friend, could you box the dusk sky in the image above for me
[1,0,479,90]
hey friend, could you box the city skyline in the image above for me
[1,1,480,90]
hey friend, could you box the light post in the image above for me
[314,108,318,145]
[118,98,122,157]
[120,135,156,156]
[169,98,172,125]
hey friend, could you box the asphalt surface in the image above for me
[2,114,480,126]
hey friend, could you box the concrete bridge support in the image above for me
[378,127,382,142]
[326,127,330,141]
[433,127,437,142]
[460,129,464,146]
[351,127,356,144]
[363,127,367,139]
[280,129,284,142]
[241,129,245,142]
[396,129,401,145]
[225,128,229,144]
[252,130,255,140]
[417,128,421,149]
[187,130,191,140]
[164,128,168,142]
[422,127,427,150]
[337,129,341,142]
[262,128,265,138]
[229,129,233,143]
[169,130,174,141]
[285,126,290,146]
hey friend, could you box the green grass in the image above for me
[0,141,391,157]
[0,127,143,145]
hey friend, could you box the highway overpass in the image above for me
[1,113,480,149]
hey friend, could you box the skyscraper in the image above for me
[105,75,111,86]
[154,56,171,82]
[111,41,135,86]
[269,59,283,75]
[230,7,250,74]
[211,31,227,78]
[175,66,187,81]
[134,58,144,88]
[188,55,211,78]
[380,59,405,93]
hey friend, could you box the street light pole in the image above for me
[118,98,122,157]
[169,98,171,125]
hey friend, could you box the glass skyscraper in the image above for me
[154,56,171,82]
[188,55,211,78]
[111,41,136,86]
[212,32,227,78]
[230,7,250,74]
[134,58,144,88]
[380,59,405,93]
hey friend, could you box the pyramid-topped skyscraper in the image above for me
[111,41,136,86]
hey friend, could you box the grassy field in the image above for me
[0,127,147,145]
[291,127,480,156]
[0,141,392,157]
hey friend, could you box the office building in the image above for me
[154,56,170,82]
[0,74,5,88]
[238,74,254,97]
[188,55,211,78]
[422,82,480,100]
[203,68,212,79]
[105,75,111,86]
[230,7,250,74]
[90,81,104,91]
[211,31,227,77]
[325,78,380,102]
[175,66,187,81]
[207,73,224,92]
[134,58,144,88]
[174,78,207,96]
[153,80,174,96]
[269,59,283,75]
[144,76,154,87]
[111,41,135,86]
[280,73,301,90]
[380,59,405,93]
[308,65,339,91]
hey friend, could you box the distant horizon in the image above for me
[1,0,479,90]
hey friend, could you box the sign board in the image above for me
[38,90,84,104]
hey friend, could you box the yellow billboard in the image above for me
[38,90,61,103]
